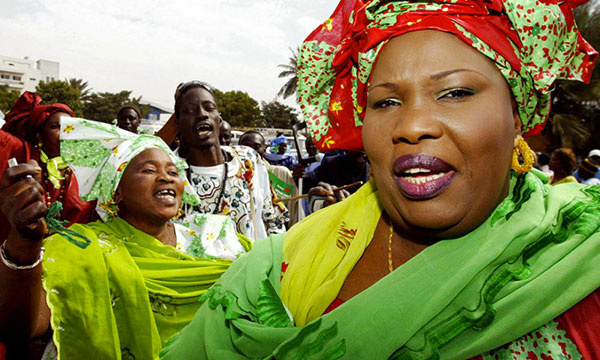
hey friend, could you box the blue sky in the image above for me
[0,0,337,110]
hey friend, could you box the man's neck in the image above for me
[188,146,224,167]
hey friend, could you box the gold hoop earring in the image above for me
[100,199,119,217]
[511,136,534,174]
[37,139,43,149]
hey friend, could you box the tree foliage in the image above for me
[261,100,298,129]
[36,80,84,117]
[67,78,92,102]
[0,85,20,113]
[277,47,299,99]
[83,91,147,124]
[214,89,264,127]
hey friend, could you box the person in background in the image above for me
[116,103,142,134]
[239,130,297,225]
[169,81,286,241]
[574,155,600,185]
[264,134,298,170]
[549,147,579,185]
[0,118,249,359]
[219,119,232,146]
[574,149,600,182]
[535,152,554,179]
[303,150,369,194]
[304,137,322,173]
[160,0,599,358]
[0,91,95,241]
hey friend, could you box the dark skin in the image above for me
[219,120,232,146]
[117,108,141,134]
[305,137,318,157]
[277,142,288,155]
[36,112,71,158]
[337,30,521,300]
[239,132,266,158]
[0,148,184,351]
[175,87,225,167]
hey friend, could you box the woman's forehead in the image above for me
[371,30,499,83]
[131,148,173,166]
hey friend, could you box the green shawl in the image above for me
[160,171,600,359]
[42,217,232,359]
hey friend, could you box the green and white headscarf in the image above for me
[60,117,200,220]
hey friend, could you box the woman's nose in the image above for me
[391,103,443,145]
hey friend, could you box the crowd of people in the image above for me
[0,0,599,359]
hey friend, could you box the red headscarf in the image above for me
[297,0,597,151]
[2,91,75,144]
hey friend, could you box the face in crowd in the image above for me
[117,108,141,134]
[114,148,184,223]
[278,142,288,155]
[239,132,266,158]
[176,87,222,151]
[38,111,72,158]
[305,137,318,157]
[363,30,519,240]
[219,120,232,146]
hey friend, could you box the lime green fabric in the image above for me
[39,149,68,189]
[160,170,600,359]
[42,217,232,360]
[280,180,382,326]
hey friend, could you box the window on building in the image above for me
[13,76,22,81]
[0,74,9,79]
[30,78,36,81]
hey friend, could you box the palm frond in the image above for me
[551,113,592,150]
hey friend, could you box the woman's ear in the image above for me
[113,189,122,205]
[512,106,522,136]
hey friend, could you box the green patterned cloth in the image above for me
[160,171,600,359]
[297,0,598,151]
[42,217,233,359]
[60,117,200,220]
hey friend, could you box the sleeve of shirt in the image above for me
[0,130,27,180]
[256,158,288,235]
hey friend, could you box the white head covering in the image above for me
[60,117,199,220]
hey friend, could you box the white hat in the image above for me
[588,149,600,158]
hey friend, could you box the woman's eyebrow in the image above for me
[138,160,176,168]
[368,82,399,92]
[430,68,487,80]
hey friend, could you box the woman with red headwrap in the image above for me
[161,1,599,359]
[0,92,95,240]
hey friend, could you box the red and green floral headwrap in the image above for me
[297,0,597,151]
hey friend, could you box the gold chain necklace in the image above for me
[388,223,394,273]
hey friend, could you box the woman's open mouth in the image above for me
[153,188,177,204]
[393,155,456,200]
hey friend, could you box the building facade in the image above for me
[0,55,60,93]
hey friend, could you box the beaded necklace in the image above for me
[186,149,229,215]
[42,166,71,207]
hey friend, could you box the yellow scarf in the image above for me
[40,149,68,189]
[280,181,382,326]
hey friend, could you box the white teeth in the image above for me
[403,172,446,184]
[404,168,432,174]
[156,189,175,198]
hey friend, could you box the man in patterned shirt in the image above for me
[172,81,287,241]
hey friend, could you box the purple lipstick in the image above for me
[393,154,456,200]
